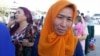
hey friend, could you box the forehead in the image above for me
[16,8,24,13]
[58,7,73,16]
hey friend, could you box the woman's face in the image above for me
[54,7,73,35]
[15,8,27,23]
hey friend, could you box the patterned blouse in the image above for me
[11,29,26,42]
[11,24,35,43]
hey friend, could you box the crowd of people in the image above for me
[0,0,95,56]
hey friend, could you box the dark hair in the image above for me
[67,4,74,11]
[10,7,33,35]
[66,4,76,21]
[81,13,85,19]
[81,13,84,16]
[76,16,82,22]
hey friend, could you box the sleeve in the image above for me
[0,22,15,56]
[74,41,84,56]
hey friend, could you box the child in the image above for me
[74,16,84,37]
[74,16,87,54]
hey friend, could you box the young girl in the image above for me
[74,16,84,38]
[74,16,88,54]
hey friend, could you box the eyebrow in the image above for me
[58,14,65,17]
[17,11,20,12]
[58,14,72,18]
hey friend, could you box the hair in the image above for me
[76,16,82,22]
[66,4,74,11]
[10,7,33,35]
[81,13,85,19]
[66,4,76,21]
[19,7,33,24]
[81,13,84,16]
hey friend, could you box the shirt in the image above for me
[0,22,15,56]
[74,23,84,36]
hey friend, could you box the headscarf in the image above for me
[38,0,78,56]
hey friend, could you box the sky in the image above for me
[69,0,100,16]
[0,0,100,16]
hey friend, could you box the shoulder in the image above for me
[76,41,82,50]
[0,22,5,27]
[0,22,8,32]
[0,22,11,40]
[74,41,84,56]
[0,22,10,38]
[0,22,15,56]
[74,37,78,45]
[74,38,82,50]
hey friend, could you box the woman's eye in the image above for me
[16,11,20,14]
[57,16,64,19]
[18,12,20,14]
[67,18,71,21]
[67,17,72,21]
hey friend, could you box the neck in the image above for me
[19,21,28,29]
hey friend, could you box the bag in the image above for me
[89,38,96,51]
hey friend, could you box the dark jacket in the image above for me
[32,33,83,56]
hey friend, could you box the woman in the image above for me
[38,0,83,56]
[7,7,35,56]
[0,22,15,56]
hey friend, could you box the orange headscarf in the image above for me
[38,0,78,56]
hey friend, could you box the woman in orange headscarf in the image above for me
[37,0,84,56]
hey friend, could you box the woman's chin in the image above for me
[56,32,66,36]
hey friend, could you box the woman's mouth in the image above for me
[58,29,66,33]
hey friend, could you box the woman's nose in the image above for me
[61,19,67,28]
